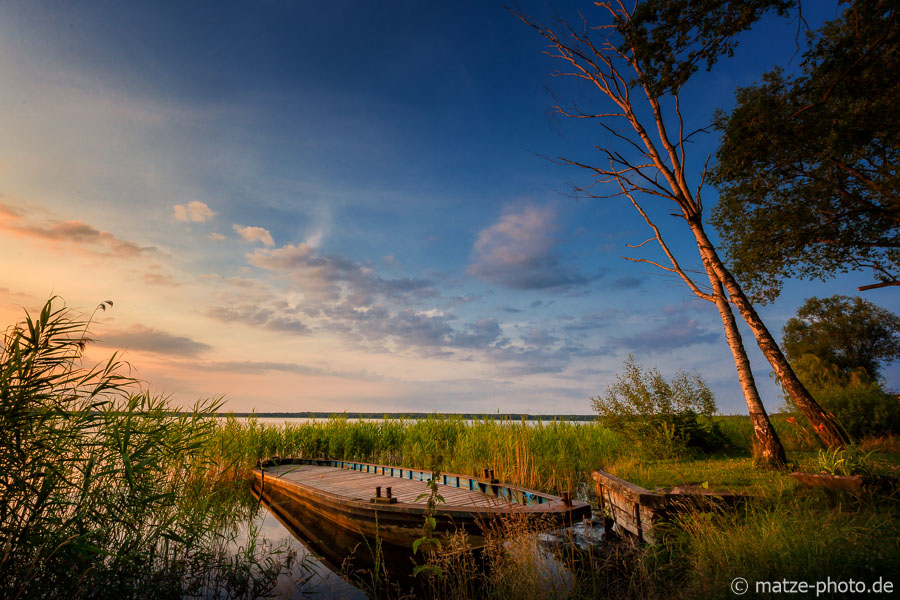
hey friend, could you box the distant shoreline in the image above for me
[218,412,600,421]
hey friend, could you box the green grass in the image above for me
[607,455,799,492]
[211,409,900,599]
[666,490,900,599]
[210,414,624,495]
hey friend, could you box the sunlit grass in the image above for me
[209,414,623,496]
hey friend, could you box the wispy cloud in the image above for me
[0,201,149,257]
[96,325,212,356]
[233,225,275,246]
[140,265,179,287]
[206,304,311,334]
[489,339,610,375]
[173,201,215,223]
[610,275,645,290]
[611,317,719,354]
[468,204,589,290]
[192,360,381,381]
[248,243,434,307]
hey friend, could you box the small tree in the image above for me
[515,0,848,460]
[593,355,723,458]
[784,295,900,379]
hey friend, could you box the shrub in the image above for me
[592,355,726,458]
[787,354,900,439]
[817,445,874,477]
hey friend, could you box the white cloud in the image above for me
[208,232,226,241]
[468,204,588,289]
[173,201,215,223]
[233,224,275,246]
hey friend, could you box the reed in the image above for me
[209,414,623,496]
[0,299,301,599]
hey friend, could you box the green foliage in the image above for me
[817,445,875,477]
[778,297,900,439]
[592,356,726,458]
[710,0,900,301]
[620,0,794,96]
[0,299,297,598]
[214,414,623,495]
[785,355,900,439]
[784,295,900,378]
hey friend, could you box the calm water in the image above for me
[239,492,606,599]
[229,505,368,599]
[221,417,592,427]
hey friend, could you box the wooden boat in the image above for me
[592,469,747,544]
[252,458,591,549]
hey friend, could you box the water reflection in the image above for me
[234,495,368,599]
[251,486,424,594]
[247,486,608,599]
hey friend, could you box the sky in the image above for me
[1,1,896,415]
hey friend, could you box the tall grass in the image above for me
[0,299,299,599]
[666,490,900,599]
[406,475,900,600]
[209,414,622,495]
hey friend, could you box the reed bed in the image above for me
[208,415,623,496]
[216,415,899,599]
[0,300,301,599]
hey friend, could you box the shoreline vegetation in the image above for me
[85,411,604,421]
[3,299,899,599]
[220,412,601,421]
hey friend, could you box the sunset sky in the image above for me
[2,1,895,415]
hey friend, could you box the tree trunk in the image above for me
[707,278,787,467]
[688,217,849,448]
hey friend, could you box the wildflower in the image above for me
[786,416,797,425]
[815,423,825,432]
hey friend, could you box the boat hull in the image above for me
[252,458,590,549]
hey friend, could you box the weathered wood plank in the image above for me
[265,463,519,508]
[592,468,752,544]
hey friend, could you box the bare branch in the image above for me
[626,237,657,249]
[859,281,900,292]
[616,182,714,302]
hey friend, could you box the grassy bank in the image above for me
[206,409,843,496]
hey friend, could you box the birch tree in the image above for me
[515,0,848,454]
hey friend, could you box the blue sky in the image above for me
[1,1,895,414]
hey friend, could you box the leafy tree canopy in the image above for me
[710,0,900,302]
[619,0,794,96]
[783,294,900,379]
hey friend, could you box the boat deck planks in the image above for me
[263,463,518,509]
